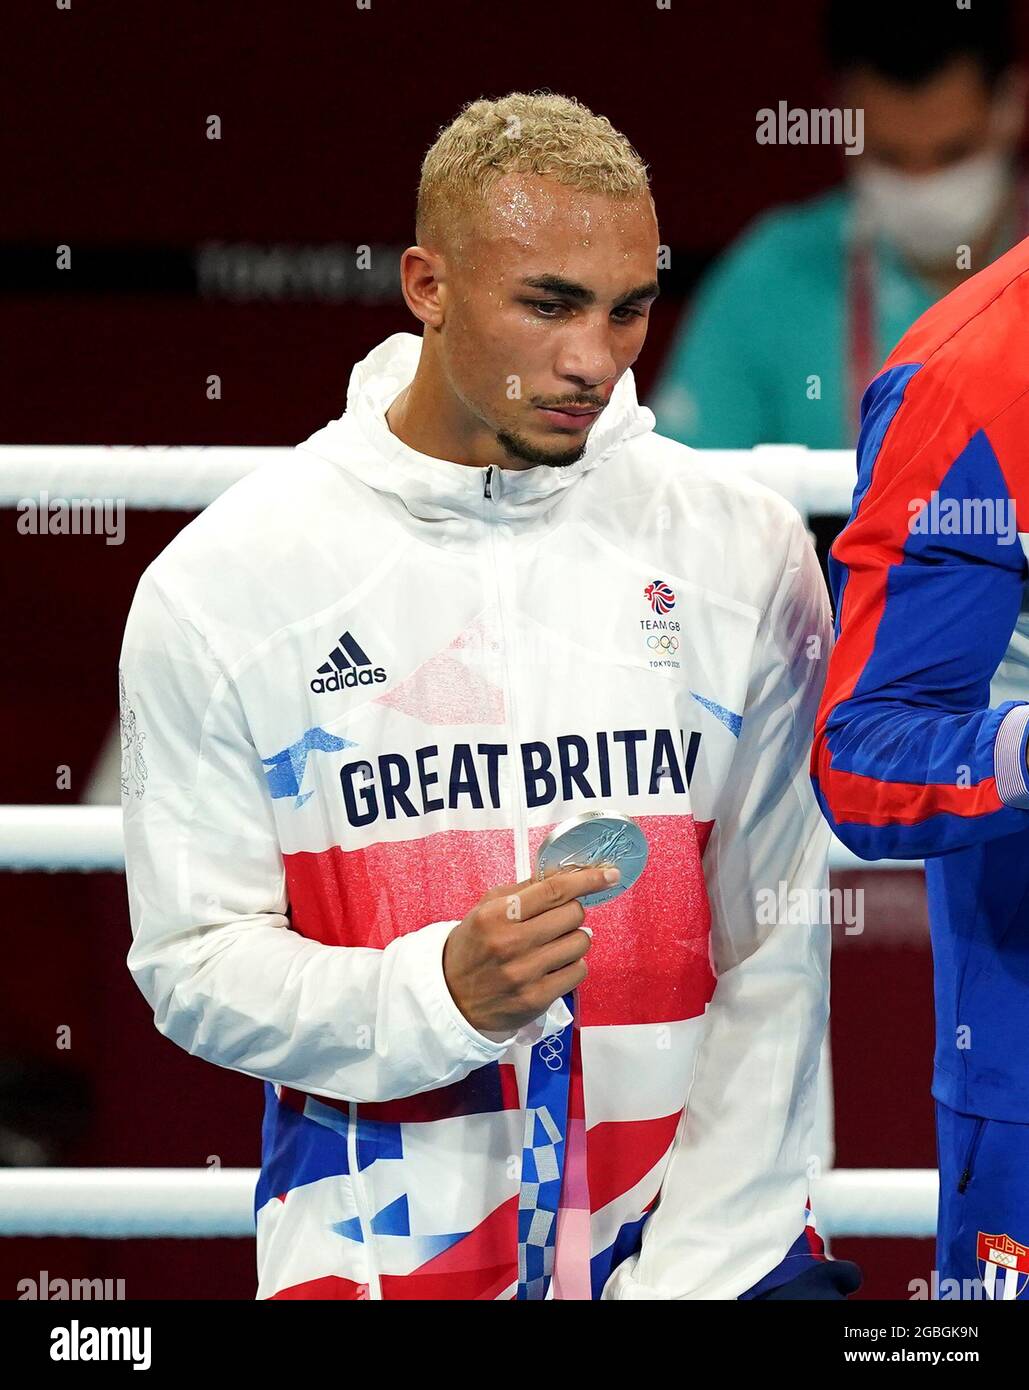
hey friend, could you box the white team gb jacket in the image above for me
[119,331,833,1301]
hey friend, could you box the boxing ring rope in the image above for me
[0,442,859,512]
[0,442,928,1243]
[0,804,912,873]
[0,1167,938,1239]
[0,444,281,510]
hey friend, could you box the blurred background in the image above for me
[3,0,1028,1299]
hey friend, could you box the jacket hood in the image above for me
[297,332,655,523]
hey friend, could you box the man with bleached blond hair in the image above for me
[120,91,859,1301]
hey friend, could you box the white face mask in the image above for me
[852,149,1011,267]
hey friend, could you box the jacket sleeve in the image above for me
[811,368,1029,861]
[602,509,835,1299]
[119,568,522,1105]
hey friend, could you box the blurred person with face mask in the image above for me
[653,0,1026,451]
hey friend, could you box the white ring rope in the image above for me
[0,805,913,873]
[0,1166,936,1239]
[0,806,124,872]
[0,443,862,515]
[0,445,286,511]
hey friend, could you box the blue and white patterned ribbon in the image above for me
[516,991,576,1300]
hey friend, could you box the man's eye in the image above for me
[530,300,565,316]
[613,306,644,321]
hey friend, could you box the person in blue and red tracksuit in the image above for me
[813,234,1029,1300]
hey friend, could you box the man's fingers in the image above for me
[480,862,565,905]
[480,873,539,904]
[533,923,593,977]
[510,863,619,932]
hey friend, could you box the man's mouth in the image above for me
[536,404,603,431]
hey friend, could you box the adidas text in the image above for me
[311,667,387,694]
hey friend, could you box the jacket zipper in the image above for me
[485,461,580,1290]
[483,465,530,878]
[353,464,513,1302]
[957,1116,987,1194]
[348,1102,382,1298]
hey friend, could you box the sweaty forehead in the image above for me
[471,172,654,257]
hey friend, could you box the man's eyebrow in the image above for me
[519,275,661,306]
[520,275,595,303]
[615,280,661,305]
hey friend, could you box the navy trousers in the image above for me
[936,1100,1029,1300]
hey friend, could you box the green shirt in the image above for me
[652,186,941,450]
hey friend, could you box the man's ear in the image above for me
[399,245,446,329]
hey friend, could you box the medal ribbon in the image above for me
[515,989,576,1300]
[550,1008,593,1299]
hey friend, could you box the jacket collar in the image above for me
[298,332,654,523]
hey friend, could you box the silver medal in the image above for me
[534,809,649,907]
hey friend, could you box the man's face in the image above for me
[842,57,1023,175]
[435,173,660,467]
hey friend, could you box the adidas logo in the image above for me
[311,630,387,694]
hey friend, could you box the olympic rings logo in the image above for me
[646,635,679,652]
[537,1033,565,1071]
